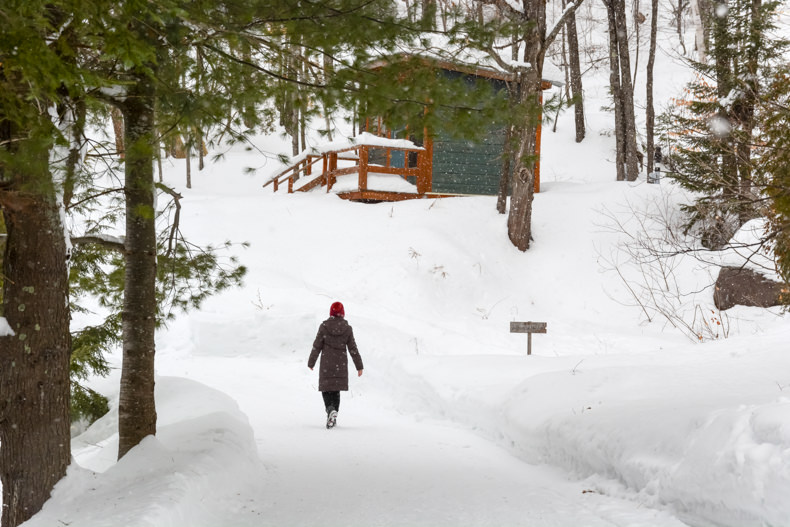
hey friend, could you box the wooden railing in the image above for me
[263,138,431,196]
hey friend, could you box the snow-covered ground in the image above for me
[24,144,790,526]
[18,9,790,527]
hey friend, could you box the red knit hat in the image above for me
[329,302,345,317]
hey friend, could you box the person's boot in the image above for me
[326,407,338,429]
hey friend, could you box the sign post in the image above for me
[510,321,548,355]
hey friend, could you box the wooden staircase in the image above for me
[263,133,453,202]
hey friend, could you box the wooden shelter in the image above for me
[263,61,559,202]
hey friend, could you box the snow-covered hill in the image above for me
[22,130,789,526]
[21,7,790,526]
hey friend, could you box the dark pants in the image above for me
[322,391,340,414]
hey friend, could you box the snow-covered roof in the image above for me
[366,33,565,87]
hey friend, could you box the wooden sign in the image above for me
[510,321,547,355]
[510,321,547,334]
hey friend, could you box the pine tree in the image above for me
[0,2,89,524]
[663,0,787,248]
[759,65,790,292]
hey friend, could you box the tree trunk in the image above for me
[676,0,687,54]
[291,109,300,156]
[323,54,335,141]
[117,70,158,460]
[561,0,571,101]
[566,10,586,142]
[693,0,710,59]
[712,0,738,201]
[64,99,87,208]
[0,172,71,527]
[633,0,641,84]
[507,60,543,251]
[112,107,125,158]
[0,60,71,522]
[497,122,514,214]
[198,128,205,171]
[733,0,762,222]
[613,0,641,181]
[605,0,627,181]
[646,0,658,174]
[157,139,164,183]
[195,46,206,172]
[186,139,192,189]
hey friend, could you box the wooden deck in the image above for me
[263,134,437,202]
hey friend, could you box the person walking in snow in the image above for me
[308,302,364,429]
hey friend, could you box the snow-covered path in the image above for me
[158,350,687,527]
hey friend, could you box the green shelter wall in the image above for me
[431,128,506,195]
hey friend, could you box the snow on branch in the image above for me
[71,234,125,252]
[502,0,524,13]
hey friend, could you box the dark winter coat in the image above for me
[308,316,363,392]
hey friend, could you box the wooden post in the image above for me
[359,145,369,191]
[327,152,337,192]
[417,131,433,194]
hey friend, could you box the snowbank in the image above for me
[387,330,790,527]
[22,377,266,527]
[718,218,780,281]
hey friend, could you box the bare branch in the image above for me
[65,187,124,211]
[155,182,183,259]
[478,0,525,19]
[545,0,586,50]
[485,45,516,73]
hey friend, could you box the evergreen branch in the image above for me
[201,43,328,89]
[251,0,451,35]
[247,0,381,25]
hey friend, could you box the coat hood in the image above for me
[324,316,350,336]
